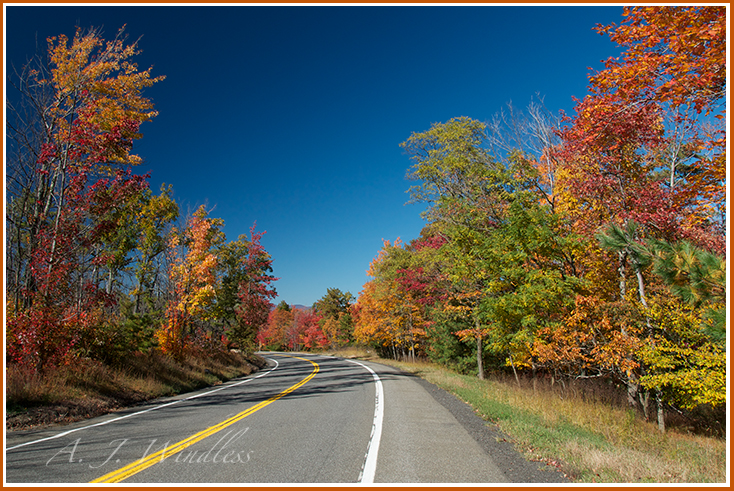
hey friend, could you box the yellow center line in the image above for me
[91,354,319,483]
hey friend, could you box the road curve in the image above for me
[5,353,567,483]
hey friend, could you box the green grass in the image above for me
[371,356,726,484]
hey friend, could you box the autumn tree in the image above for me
[156,206,224,358]
[5,26,163,370]
[561,6,726,248]
[355,239,434,360]
[297,309,327,350]
[128,184,180,314]
[639,294,726,412]
[545,6,727,430]
[258,301,293,350]
[6,26,163,305]
[228,224,279,352]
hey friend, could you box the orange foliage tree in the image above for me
[157,206,224,358]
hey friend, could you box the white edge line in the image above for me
[6,358,280,452]
[345,358,384,485]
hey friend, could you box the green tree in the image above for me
[313,288,355,347]
[214,235,252,333]
[649,239,726,342]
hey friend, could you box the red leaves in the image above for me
[412,233,448,252]
[235,224,279,347]
[579,6,726,235]
[396,267,448,307]
[557,6,725,249]
[301,310,329,349]
[9,162,150,370]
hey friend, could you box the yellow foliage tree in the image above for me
[157,206,224,358]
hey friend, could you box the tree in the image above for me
[214,235,253,336]
[5,26,163,371]
[597,220,666,430]
[592,7,725,116]
[648,239,726,342]
[639,294,725,412]
[402,117,500,227]
[537,8,726,430]
[298,309,327,350]
[564,6,726,247]
[157,206,224,359]
[313,288,355,348]
[231,224,278,352]
[402,116,585,378]
[258,301,293,350]
[6,26,163,308]
[129,184,179,314]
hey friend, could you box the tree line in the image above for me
[255,288,356,352]
[351,6,725,432]
[5,27,278,370]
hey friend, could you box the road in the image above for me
[5,353,567,484]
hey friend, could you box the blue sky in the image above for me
[5,4,624,306]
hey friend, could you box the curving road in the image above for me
[5,353,567,484]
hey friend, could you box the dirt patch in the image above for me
[6,396,141,431]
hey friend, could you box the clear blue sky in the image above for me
[5,4,624,306]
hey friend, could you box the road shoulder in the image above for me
[366,360,569,483]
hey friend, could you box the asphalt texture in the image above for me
[5,353,568,484]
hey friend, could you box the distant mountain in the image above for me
[271,303,312,312]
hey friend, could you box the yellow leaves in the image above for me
[638,296,726,408]
[454,328,486,343]
[162,206,223,352]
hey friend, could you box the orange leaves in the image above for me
[592,6,725,113]
[157,206,223,357]
[42,26,164,172]
[558,6,726,252]
[532,295,643,376]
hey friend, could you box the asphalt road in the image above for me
[5,353,567,484]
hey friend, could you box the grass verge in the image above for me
[6,350,267,431]
[367,356,726,484]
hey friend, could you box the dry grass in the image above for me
[6,350,266,431]
[319,345,376,359]
[374,358,727,484]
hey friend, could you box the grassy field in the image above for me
[6,350,266,431]
[323,348,727,484]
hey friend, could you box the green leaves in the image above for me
[402,117,498,222]
[648,239,726,343]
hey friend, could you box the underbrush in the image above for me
[6,349,266,431]
[375,358,726,484]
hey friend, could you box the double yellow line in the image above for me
[91,355,319,483]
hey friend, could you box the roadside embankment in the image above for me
[6,350,267,431]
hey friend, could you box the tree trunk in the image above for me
[509,354,520,386]
[626,374,640,409]
[106,269,114,295]
[473,314,484,380]
[476,335,484,380]
[639,390,650,421]
[656,389,665,433]
[618,250,627,304]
